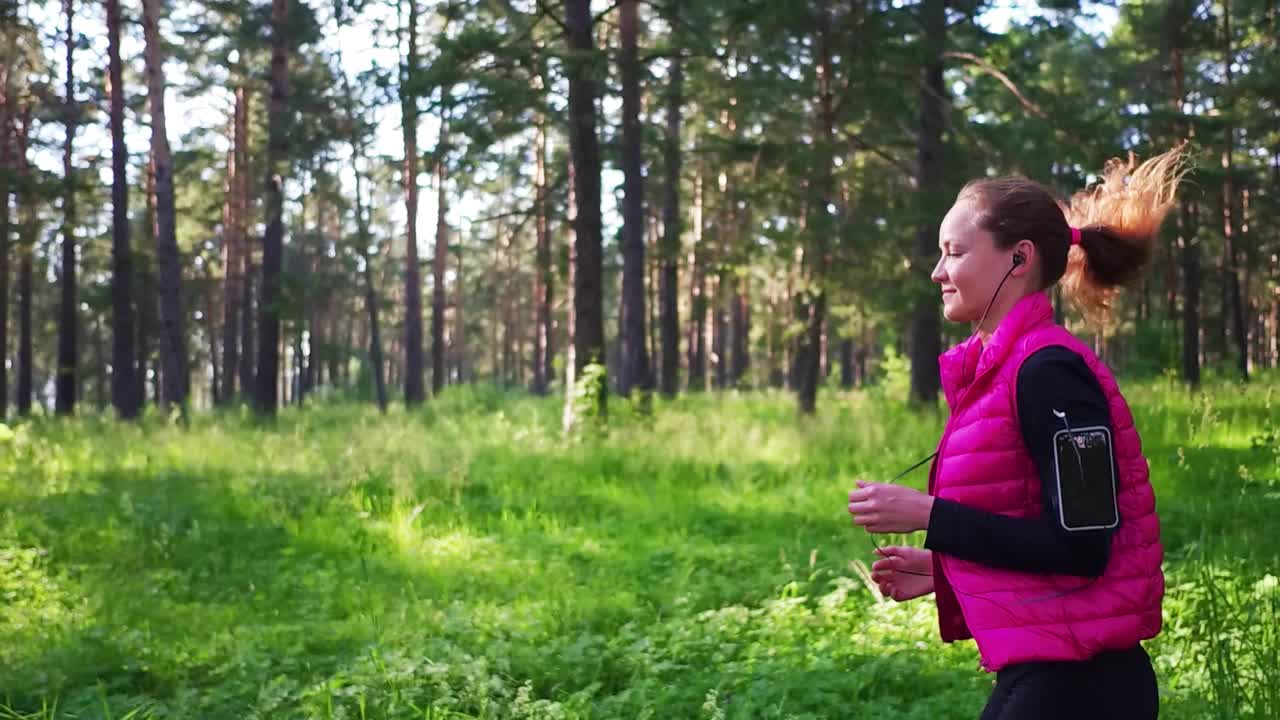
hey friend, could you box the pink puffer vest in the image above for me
[928,291,1163,672]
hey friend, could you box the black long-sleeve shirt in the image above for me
[924,345,1114,577]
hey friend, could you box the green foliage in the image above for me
[871,345,912,405]
[0,376,1276,717]
[565,362,608,437]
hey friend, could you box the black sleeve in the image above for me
[924,346,1114,577]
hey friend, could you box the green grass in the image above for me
[0,375,1277,719]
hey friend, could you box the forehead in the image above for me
[939,200,984,246]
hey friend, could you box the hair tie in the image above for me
[1069,226,1082,246]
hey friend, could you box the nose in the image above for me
[930,255,946,284]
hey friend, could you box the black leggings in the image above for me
[980,644,1158,720]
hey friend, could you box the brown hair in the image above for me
[957,146,1187,325]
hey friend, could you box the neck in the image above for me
[973,288,1036,346]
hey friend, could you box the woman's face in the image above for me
[930,200,1014,324]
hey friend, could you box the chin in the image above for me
[941,302,969,323]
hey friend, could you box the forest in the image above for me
[0,0,1278,717]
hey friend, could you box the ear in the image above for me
[1011,239,1036,277]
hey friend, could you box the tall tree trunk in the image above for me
[254,0,289,413]
[0,59,10,420]
[532,111,552,395]
[221,83,247,404]
[56,0,78,416]
[687,163,706,390]
[137,156,156,407]
[564,0,606,423]
[732,277,749,385]
[143,0,190,411]
[1219,0,1248,380]
[618,0,650,398]
[401,0,426,405]
[206,286,220,406]
[713,276,727,388]
[107,0,138,418]
[561,158,578,431]
[455,246,467,383]
[1168,14,1201,387]
[431,118,450,395]
[658,11,682,398]
[907,0,946,407]
[647,212,660,383]
[14,112,33,416]
[794,1,836,415]
[355,163,387,412]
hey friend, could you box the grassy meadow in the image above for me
[0,375,1277,719]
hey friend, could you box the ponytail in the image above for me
[1062,147,1188,324]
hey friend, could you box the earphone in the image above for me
[1013,252,1025,267]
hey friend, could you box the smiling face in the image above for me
[930,199,1019,324]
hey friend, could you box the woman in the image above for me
[846,149,1184,719]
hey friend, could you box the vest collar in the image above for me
[938,291,1054,410]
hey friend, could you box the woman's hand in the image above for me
[871,545,934,602]
[847,481,935,533]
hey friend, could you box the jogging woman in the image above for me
[847,149,1184,719]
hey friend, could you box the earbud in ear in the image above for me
[1012,253,1026,267]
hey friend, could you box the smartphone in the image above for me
[1052,425,1120,531]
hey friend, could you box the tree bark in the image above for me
[355,158,387,411]
[532,110,552,395]
[401,0,426,405]
[0,58,10,419]
[56,0,78,416]
[14,109,33,416]
[658,12,682,398]
[221,83,248,404]
[138,155,156,407]
[794,0,836,415]
[431,118,450,395]
[254,0,289,413]
[564,0,606,422]
[907,0,946,407]
[143,0,190,411]
[1219,0,1248,380]
[618,0,650,398]
[731,277,749,385]
[1167,11,1201,387]
[687,163,706,390]
[107,0,138,418]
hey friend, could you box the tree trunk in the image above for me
[206,287,220,406]
[907,0,946,407]
[1219,0,1249,380]
[56,0,78,416]
[731,277,749,385]
[618,0,650,399]
[431,118,450,395]
[658,11,682,398]
[455,246,467,383]
[143,0,190,411]
[221,83,248,404]
[794,1,836,415]
[532,111,552,395]
[564,0,606,423]
[1167,17,1201,388]
[356,160,387,411]
[401,0,426,406]
[14,113,34,416]
[254,0,289,413]
[0,59,10,419]
[107,0,138,419]
[137,156,156,407]
[687,163,706,390]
